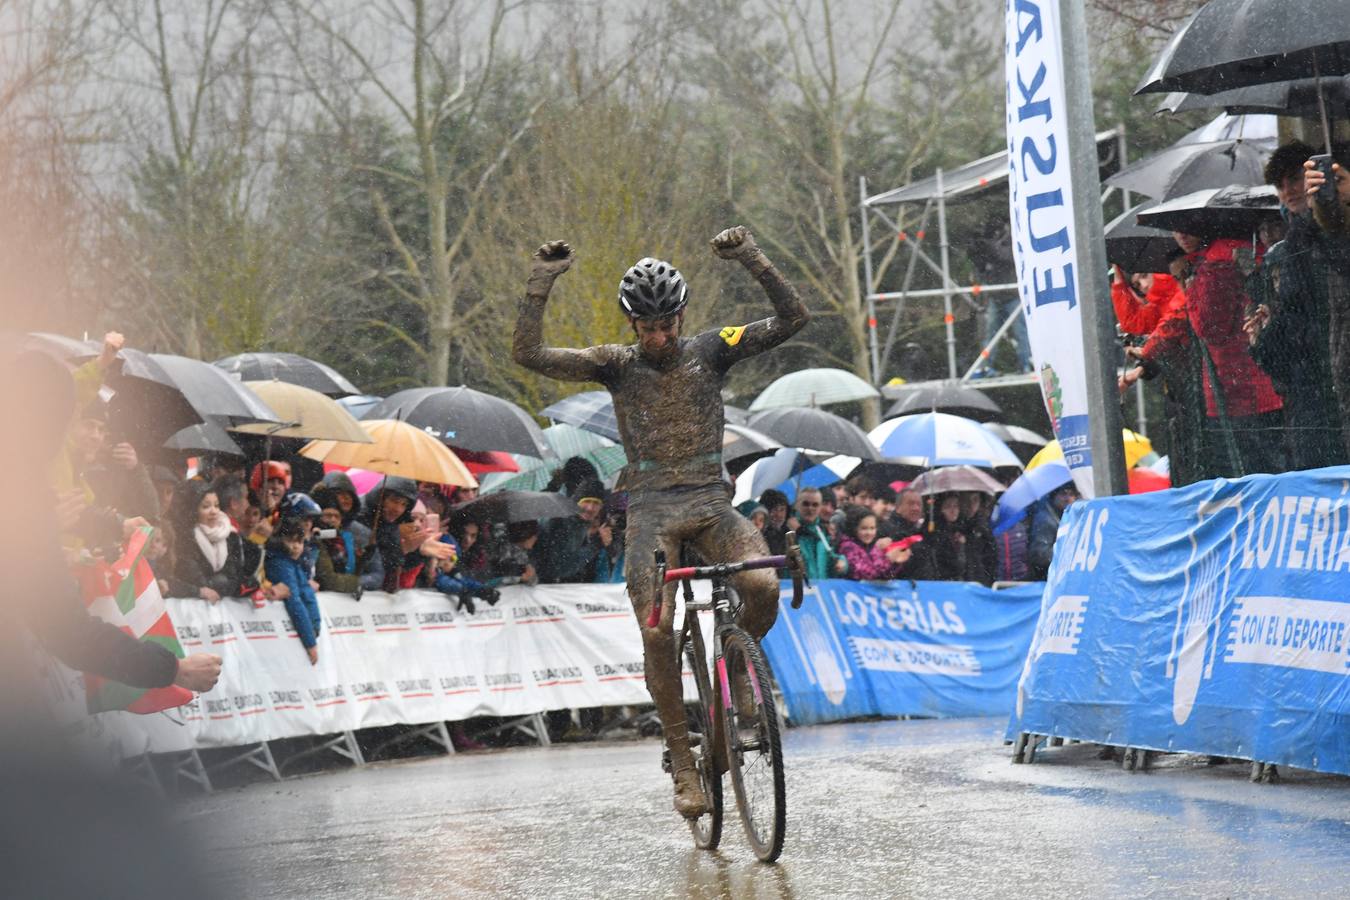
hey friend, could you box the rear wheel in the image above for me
[677,615,722,849]
[720,626,786,863]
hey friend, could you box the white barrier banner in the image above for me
[141,585,655,750]
[1005,0,1095,496]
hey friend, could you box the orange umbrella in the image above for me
[299,419,477,488]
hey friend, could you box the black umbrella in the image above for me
[451,490,579,524]
[365,386,552,459]
[1154,75,1350,117]
[1136,184,1280,237]
[746,407,879,460]
[107,350,278,448]
[1104,139,1268,201]
[1104,201,1179,274]
[722,423,783,476]
[1135,0,1350,152]
[163,422,245,457]
[540,390,620,442]
[19,332,100,366]
[214,351,360,398]
[882,382,1002,422]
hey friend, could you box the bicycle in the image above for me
[646,533,806,863]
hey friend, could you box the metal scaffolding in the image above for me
[858,126,1144,431]
[858,126,1130,394]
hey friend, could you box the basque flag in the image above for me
[76,526,193,714]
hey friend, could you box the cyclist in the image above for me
[513,226,810,818]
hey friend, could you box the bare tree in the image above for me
[674,0,999,424]
[268,0,560,386]
[96,0,302,357]
[464,52,727,409]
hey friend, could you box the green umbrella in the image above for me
[749,367,879,412]
[480,443,628,494]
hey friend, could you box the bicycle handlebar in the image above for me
[645,533,807,629]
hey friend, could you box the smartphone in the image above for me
[316,528,338,540]
[1311,153,1337,205]
[425,513,441,534]
[895,534,924,550]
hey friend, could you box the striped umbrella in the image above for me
[869,412,1021,469]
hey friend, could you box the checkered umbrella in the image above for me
[540,391,620,443]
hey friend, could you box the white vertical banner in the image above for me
[1005,0,1095,497]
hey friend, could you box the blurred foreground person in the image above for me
[0,346,220,899]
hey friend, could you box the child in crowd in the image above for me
[491,521,540,586]
[145,522,180,597]
[837,503,914,581]
[451,520,492,582]
[430,532,500,613]
[265,519,322,666]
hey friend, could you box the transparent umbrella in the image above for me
[749,368,879,411]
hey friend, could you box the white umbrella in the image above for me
[749,367,880,411]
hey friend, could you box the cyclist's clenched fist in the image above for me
[532,240,574,278]
[709,225,759,262]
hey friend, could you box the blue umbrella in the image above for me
[992,461,1073,534]
[869,412,1021,468]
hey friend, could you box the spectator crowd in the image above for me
[1116,141,1350,486]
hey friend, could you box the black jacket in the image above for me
[174,528,251,599]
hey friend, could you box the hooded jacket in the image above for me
[1141,239,1282,419]
[264,542,321,649]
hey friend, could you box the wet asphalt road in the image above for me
[183,717,1350,899]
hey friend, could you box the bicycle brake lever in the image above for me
[784,532,806,609]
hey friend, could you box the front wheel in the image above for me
[719,626,786,863]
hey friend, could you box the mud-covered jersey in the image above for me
[513,256,809,493]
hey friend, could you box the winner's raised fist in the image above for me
[710,225,758,260]
[532,240,574,277]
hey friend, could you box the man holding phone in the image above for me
[1304,148,1350,459]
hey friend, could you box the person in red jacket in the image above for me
[1111,266,1185,337]
[1123,232,1284,479]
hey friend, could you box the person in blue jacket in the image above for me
[265,519,322,666]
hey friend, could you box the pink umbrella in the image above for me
[323,463,386,495]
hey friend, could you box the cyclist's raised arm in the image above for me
[513,240,613,382]
[708,226,811,369]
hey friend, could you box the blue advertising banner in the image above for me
[761,579,1043,725]
[1010,467,1350,775]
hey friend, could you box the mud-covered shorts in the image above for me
[623,482,780,638]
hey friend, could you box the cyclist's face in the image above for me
[633,313,682,361]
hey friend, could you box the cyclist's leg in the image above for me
[624,496,706,817]
[690,493,780,639]
[689,492,777,721]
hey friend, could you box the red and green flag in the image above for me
[76,526,193,714]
